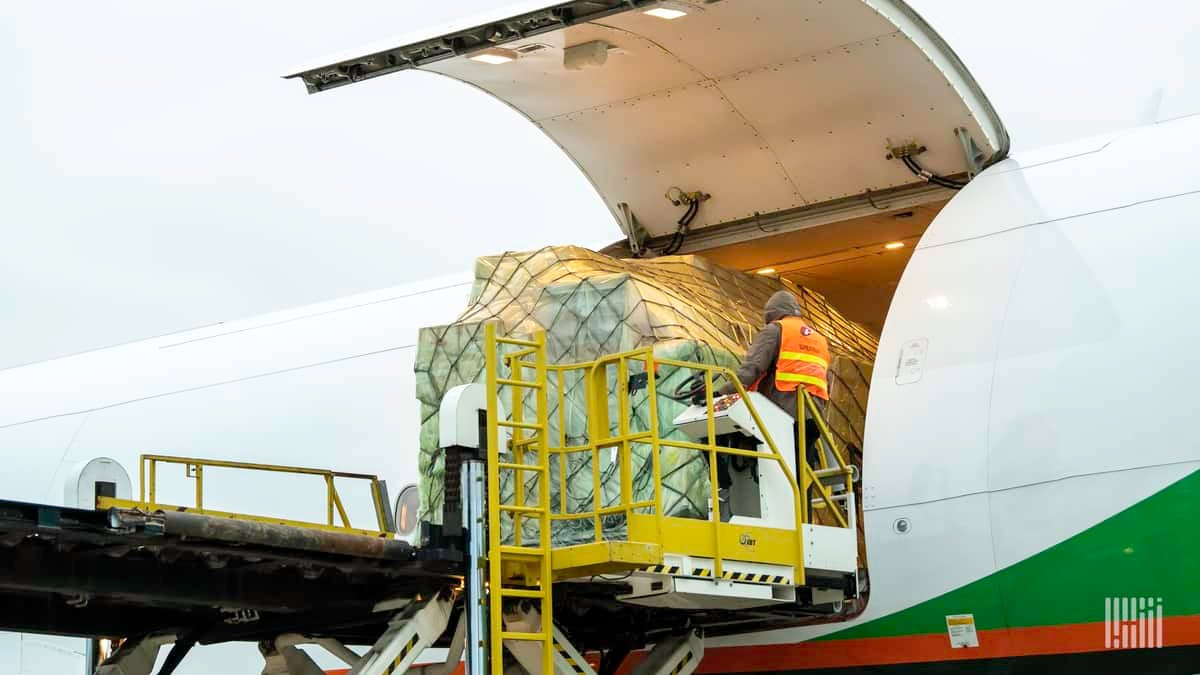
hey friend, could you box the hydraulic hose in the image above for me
[900,155,967,190]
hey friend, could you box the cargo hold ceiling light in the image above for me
[469,47,519,65]
[644,1,691,19]
[756,267,776,275]
[645,7,688,19]
[885,241,905,250]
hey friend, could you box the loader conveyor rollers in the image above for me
[0,498,460,646]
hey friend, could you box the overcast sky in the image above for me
[2,0,1198,369]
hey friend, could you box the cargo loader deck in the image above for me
[0,497,460,646]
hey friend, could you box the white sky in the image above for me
[2,0,1198,370]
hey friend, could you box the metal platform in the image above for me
[0,499,461,646]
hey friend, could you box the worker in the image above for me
[682,290,829,521]
[717,290,829,417]
[716,290,831,502]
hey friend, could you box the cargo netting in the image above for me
[414,246,876,546]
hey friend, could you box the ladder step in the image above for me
[498,504,545,514]
[512,437,541,448]
[498,420,542,430]
[499,545,547,556]
[497,462,548,472]
[499,587,547,599]
[501,631,550,642]
[496,378,544,389]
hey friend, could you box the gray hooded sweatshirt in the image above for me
[718,290,806,418]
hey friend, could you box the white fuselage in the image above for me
[726,113,1200,649]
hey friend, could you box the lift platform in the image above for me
[0,325,860,675]
[442,325,861,674]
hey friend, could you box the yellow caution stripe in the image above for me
[641,566,792,586]
[382,634,421,675]
[554,641,589,674]
[670,651,694,675]
[723,570,792,584]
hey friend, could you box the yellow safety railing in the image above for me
[483,328,856,594]
[96,454,394,538]
[544,351,666,544]
[799,390,857,520]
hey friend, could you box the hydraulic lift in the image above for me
[0,325,860,675]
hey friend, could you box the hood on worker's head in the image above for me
[764,290,802,323]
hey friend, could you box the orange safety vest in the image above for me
[769,316,830,400]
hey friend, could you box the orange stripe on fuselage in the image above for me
[326,665,465,675]
[325,617,1200,674]
[691,615,1200,672]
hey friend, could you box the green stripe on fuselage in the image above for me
[822,468,1200,641]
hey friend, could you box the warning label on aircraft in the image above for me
[946,614,980,648]
[895,338,928,385]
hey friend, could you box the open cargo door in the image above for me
[289,0,1007,248]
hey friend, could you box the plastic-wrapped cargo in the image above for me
[414,246,876,545]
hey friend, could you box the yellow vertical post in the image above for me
[617,358,632,520]
[797,395,808,525]
[484,324,504,675]
[557,368,568,516]
[325,475,335,526]
[590,441,603,541]
[534,330,553,675]
[588,362,608,541]
[795,394,809,581]
[644,353,664,540]
[194,464,203,510]
[704,369,722,578]
[587,363,611,446]
[139,457,146,503]
[148,459,156,505]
